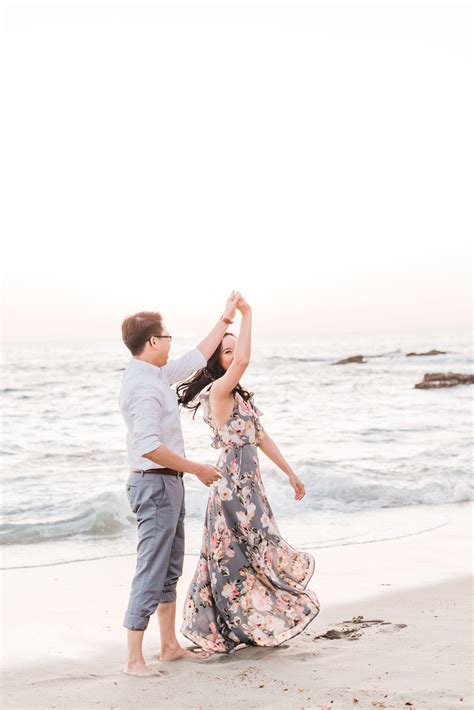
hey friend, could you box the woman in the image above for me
[177,296,320,654]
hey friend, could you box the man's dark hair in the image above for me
[121,311,163,355]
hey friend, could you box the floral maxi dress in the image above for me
[180,389,320,653]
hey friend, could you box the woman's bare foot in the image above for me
[159,644,211,662]
[123,660,167,676]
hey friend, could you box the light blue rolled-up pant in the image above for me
[123,471,185,631]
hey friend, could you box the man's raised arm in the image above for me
[163,290,241,385]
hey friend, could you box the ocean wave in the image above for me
[0,469,471,546]
[0,491,132,545]
[262,466,473,514]
[177,465,474,520]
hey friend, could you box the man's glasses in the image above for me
[148,334,172,344]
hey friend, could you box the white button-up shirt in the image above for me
[119,348,207,470]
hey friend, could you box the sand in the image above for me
[1,501,472,710]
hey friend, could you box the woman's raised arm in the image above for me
[210,297,252,402]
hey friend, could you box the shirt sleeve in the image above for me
[129,386,163,457]
[162,347,207,386]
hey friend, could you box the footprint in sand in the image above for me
[313,615,407,642]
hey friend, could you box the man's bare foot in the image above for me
[159,645,211,662]
[123,660,167,676]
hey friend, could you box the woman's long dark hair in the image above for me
[176,333,253,418]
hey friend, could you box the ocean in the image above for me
[1,332,472,570]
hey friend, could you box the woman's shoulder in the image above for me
[235,390,263,416]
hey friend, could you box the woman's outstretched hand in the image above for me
[288,473,306,501]
[236,295,251,315]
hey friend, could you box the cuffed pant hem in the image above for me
[123,613,150,631]
[160,592,177,603]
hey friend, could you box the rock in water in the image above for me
[333,355,366,365]
[415,372,474,389]
[406,349,447,357]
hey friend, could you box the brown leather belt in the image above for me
[132,467,184,478]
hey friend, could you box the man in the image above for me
[119,290,241,676]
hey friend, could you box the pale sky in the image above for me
[1,1,472,342]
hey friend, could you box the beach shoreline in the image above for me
[1,501,472,709]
